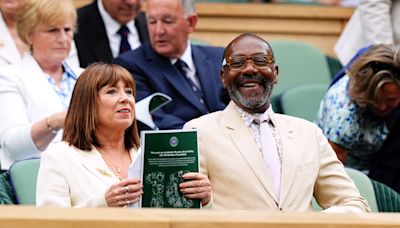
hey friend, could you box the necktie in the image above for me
[117,25,131,55]
[255,114,281,200]
[174,59,204,103]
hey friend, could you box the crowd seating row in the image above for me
[2,158,400,213]
[72,1,354,57]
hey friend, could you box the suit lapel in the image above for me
[192,45,222,111]
[145,46,208,113]
[20,54,62,113]
[76,147,118,186]
[273,115,298,203]
[224,103,277,200]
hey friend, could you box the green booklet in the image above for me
[139,129,200,208]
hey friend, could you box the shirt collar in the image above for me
[97,0,136,38]
[62,62,77,80]
[233,102,276,128]
[44,62,76,82]
[170,41,194,70]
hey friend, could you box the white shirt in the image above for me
[170,41,201,88]
[97,0,140,58]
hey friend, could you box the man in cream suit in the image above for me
[184,33,370,212]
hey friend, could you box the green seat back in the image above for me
[344,168,379,212]
[0,171,15,205]
[269,40,331,113]
[8,158,41,205]
[325,55,343,79]
[280,84,327,122]
[371,179,400,212]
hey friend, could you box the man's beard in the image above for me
[227,74,274,110]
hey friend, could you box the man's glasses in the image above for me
[223,54,275,71]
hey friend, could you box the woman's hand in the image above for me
[32,111,68,151]
[105,178,143,207]
[179,172,211,206]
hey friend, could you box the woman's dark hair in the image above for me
[63,63,140,151]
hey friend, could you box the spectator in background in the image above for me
[114,0,227,130]
[316,44,400,174]
[0,0,83,170]
[0,0,79,67]
[74,0,149,68]
[335,0,400,65]
[184,33,369,212]
[0,0,28,65]
[36,63,211,208]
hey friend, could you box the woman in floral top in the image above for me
[316,44,400,173]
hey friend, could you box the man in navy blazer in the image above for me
[75,0,149,68]
[114,0,228,129]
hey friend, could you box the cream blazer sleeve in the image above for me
[310,124,370,213]
[36,142,109,207]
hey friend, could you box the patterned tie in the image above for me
[255,113,281,200]
[174,59,204,104]
[117,25,131,55]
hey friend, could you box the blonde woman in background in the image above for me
[0,0,79,67]
[0,0,83,170]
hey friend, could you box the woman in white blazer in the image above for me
[0,0,28,66]
[36,63,212,208]
[0,0,83,169]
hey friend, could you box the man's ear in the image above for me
[220,69,227,88]
[187,14,198,33]
[273,65,279,84]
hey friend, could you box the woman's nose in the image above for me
[119,92,129,102]
[57,30,68,42]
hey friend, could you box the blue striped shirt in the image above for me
[44,63,77,110]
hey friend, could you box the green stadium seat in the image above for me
[8,158,41,205]
[279,84,327,122]
[0,171,15,205]
[269,40,331,113]
[312,167,400,212]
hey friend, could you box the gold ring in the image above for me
[125,186,129,194]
